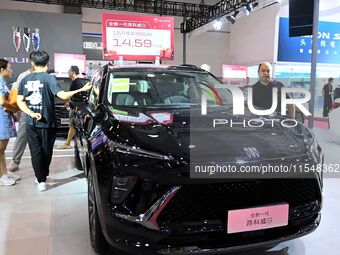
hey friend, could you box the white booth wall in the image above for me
[230,3,281,66]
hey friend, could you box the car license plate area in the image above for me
[227,204,289,234]
[61,118,69,125]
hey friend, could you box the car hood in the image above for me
[105,106,311,163]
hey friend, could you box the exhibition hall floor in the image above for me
[0,129,339,255]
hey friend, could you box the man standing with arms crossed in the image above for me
[17,51,91,191]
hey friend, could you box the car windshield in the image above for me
[106,70,232,107]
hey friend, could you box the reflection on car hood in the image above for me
[105,106,311,163]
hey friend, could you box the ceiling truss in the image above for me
[181,0,258,33]
[12,0,211,18]
[12,0,267,33]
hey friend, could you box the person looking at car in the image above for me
[252,62,295,118]
[322,77,333,117]
[17,51,92,192]
[0,59,19,186]
[7,52,35,174]
[57,65,83,150]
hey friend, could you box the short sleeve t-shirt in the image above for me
[0,76,10,117]
[14,69,31,88]
[70,78,83,91]
[323,84,333,98]
[252,80,291,113]
[18,72,63,128]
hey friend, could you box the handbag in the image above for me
[7,87,18,106]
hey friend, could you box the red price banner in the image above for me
[102,13,174,61]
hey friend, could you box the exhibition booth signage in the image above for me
[102,13,174,61]
[278,17,340,64]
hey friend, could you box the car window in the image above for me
[106,70,232,107]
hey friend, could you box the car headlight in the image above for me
[108,140,174,161]
[304,131,322,163]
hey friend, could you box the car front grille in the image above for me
[55,106,69,127]
[157,178,321,229]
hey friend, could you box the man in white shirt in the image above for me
[7,58,33,174]
[15,69,31,86]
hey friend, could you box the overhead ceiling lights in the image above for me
[213,19,223,30]
[226,9,239,24]
[207,1,261,32]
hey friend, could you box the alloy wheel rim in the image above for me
[88,171,96,244]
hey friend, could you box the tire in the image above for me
[74,141,83,170]
[88,169,108,253]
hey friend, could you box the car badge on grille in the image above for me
[243,147,260,159]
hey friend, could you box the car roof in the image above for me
[108,64,206,73]
[50,73,89,80]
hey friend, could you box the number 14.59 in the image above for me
[113,39,152,48]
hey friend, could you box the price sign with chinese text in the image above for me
[102,13,174,61]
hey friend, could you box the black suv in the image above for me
[70,64,323,255]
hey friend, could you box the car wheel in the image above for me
[74,141,83,170]
[88,169,108,253]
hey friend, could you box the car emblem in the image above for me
[32,28,40,51]
[22,28,31,53]
[12,27,40,53]
[13,27,21,53]
[243,147,260,159]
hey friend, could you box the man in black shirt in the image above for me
[322,78,333,117]
[57,66,83,149]
[69,66,84,91]
[17,51,91,191]
[252,62,295,118]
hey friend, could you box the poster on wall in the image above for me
[222,65,248,85]
[54,53,86,74]
[102,13,174,61]
[278,17,340,64]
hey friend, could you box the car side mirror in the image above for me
[71,91,89,103]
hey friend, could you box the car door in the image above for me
[72,68,104,168]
